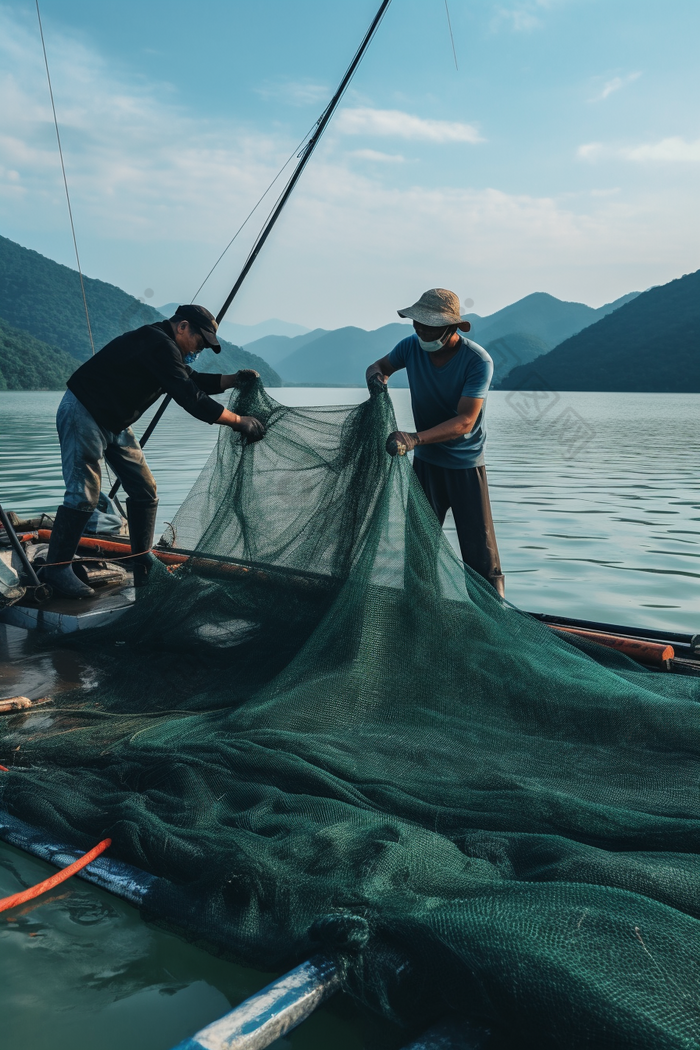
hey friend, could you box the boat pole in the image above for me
[0,809,343,1050]
[108,0,392,501]
[170,955,342,1050]
[0,809,156,905]
[0,809,496,1048]
[0,503,51,603]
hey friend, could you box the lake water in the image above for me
[2,388,700,632]
[1,386,700,1049]
[0,834,360,1050]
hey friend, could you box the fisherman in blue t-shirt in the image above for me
[366,288,504,596]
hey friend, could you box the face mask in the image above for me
[184,351,202,365]
[417,327,450,352]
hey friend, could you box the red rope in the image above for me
[0,765,8,772]
[0,838,111,913]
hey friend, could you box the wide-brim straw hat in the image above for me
[397,288,471,330]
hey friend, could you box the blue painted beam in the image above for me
[0,808,341,1050]
[170,953,341,1050]
[0,811,499,1050]
[401,1016,492,1049]
[0,808,157,904]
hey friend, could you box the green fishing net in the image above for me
[2,379,699,1048]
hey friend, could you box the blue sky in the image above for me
[0,0,698,328]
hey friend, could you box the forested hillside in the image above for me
[0,316,77,390]
[0,235,281,386]
[466,291,639,350]
[500,269,700,392]
[483,331,550,384]
[0,234,162,362]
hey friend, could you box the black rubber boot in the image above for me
[40,505,95,599]
[126,498,159,588]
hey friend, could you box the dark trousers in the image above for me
[413,458,502,585]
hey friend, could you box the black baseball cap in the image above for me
[173,304,221,353]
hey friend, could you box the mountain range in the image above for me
[156,304,309,346]
[243,329,329,367]
[0,235,281,386]
[500,269,700,392]
[268,325,413,387]
[465,291,639,348]
[1,233,696,393]
[242,291,640,387]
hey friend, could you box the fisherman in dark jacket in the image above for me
[43,304,265,598]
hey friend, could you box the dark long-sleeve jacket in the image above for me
[67,321,224,433]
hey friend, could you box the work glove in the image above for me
[233,369,259,386]
[366,369,387,396]
[237,416,266,442]
[386,431,419,456]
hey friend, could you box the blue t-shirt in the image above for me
[387,335,493,469]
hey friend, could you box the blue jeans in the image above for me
[56,392,157,521]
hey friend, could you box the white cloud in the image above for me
[0,7,697,326]
[254,80,330,106]
[349,149,406,163]
[589,72,641,102]
[335,107,483,144]
[577,142,604,161]
[0,11,294,245]
[577,137,700,164]
[623,137,700,162]
[494,7,541,31]
[491,0,567,33]
[281,166,698,322]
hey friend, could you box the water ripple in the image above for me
[2,389,700,633]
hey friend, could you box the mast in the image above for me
[216,0,392,325]
[109,0,392,494]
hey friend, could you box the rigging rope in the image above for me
[215,0,393,327]
[193,0,393,313]
[189,123,317,303]
[35,0,96,356]
[108,0,393,502]
[444,0,459,71]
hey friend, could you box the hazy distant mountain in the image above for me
[244,292,639,387]
[500,269,700,392]
[243,328,328,366]
[222,318,309,344]
[195,342,281,387]
[484,331,551,384]
[0,236,280,387]
[157,304,309,346]
[275,324,413,386]
[466,291,639,351]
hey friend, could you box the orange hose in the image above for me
[0,838,111,913]
[34,532,283,582]
[35,530,185,566]
[550,625,674,667]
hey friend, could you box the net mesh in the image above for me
[2,379,700,1048]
